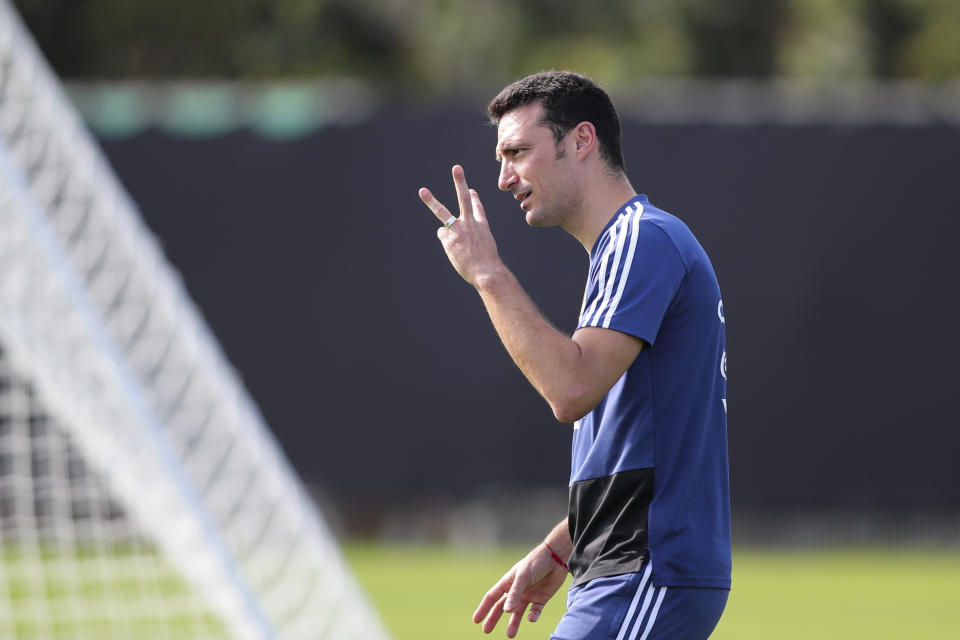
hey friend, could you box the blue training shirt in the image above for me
[567,194,731,590]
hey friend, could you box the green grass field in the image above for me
[345,544,960,640]
[0,544,229,638]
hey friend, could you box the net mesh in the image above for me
[0,2,387,638]
[0,350,230,639]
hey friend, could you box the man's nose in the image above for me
[498,160,517,192]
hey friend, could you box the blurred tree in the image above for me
[864,0,923,78]
[680,0,788,77]
[8,0,960,88]
[395,0,521,95]
[10,0,411,79]
[891,0,960,80]
[777,0,872,79]
[13,0,259,77]
[509,0,695,88]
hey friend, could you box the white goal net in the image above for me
[0,2,389,639]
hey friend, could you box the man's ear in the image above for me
[573,121,597,157]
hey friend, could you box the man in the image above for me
[418,71,730,640]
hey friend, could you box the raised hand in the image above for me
[419,165,505,288]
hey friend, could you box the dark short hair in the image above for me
[488,71,625,172]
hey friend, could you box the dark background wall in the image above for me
[96,108,960,514]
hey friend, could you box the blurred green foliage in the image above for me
[11,0,960,93]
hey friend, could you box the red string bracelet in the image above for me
[545,543,569,571]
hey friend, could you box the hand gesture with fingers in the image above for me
[419,165,505,288]
[473,544,568,638]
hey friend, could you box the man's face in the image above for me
[496,102,582,228]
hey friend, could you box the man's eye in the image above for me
[498,148,525,161]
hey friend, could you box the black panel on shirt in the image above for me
[567,468,653,588]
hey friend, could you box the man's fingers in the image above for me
[452,164,473,223]
[505,602,529,639]
[481,594,508,634]
[470,189,487,222]
[528,602,544,622]
[473,575,511,624]
[420,167,480,228]
[418,187,456,225]
[473,590,500,624]
[504,569,529,613]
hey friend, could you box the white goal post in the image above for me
[0,2,389,639]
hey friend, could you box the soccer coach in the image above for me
[418,71,731,640]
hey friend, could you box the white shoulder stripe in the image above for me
[601,203,644,328]
[589,203,640,327]
[580,211,624,324]
[591,210,631,325]
[586,207,631,326]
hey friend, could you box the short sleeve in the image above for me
[578,214,685,345]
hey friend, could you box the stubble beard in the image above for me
[526,201,568,228]
[525,178,583,230]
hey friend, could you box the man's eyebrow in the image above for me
[495,139,522,161]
